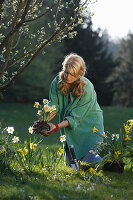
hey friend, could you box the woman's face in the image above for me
[64,72,79,83]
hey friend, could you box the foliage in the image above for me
[107,33,133,107]
[93,120,133,170]
[0,0,92,99]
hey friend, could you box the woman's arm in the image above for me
[58,120,69,129]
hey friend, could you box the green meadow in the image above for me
[0,103,133,200]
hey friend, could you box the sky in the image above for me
[89,0,133,39]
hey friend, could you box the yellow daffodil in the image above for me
[23,147,28,155]
[18,148,24,155]
[93,127,99,133]
[115,151,121,158]
[128,119,133,126]
[50,107,54,113]
[58,147,63,156]
[34,102,39,108]
[44,105,50,112]
[124,124,130,134]
[125,135,131,141]
[89,167,94,174]
[30,143,37,150]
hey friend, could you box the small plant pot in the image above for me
[103,161,125,173]
[32,121,51,136]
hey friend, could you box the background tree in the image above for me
[107,33,133,107]
[64,19,116,105]
[0,0,91,101]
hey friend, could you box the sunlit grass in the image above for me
[0,103,133,199]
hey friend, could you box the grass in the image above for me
[0,103,133,200]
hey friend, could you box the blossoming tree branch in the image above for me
[0,0,93,99]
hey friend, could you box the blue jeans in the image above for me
[64,144,101,165]
[79,151,101,163]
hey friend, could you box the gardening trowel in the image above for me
[69,145,79,171]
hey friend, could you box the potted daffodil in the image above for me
[32,99,57,136]
[93,119,133,173]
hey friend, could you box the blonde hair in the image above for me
[59,53,86,98]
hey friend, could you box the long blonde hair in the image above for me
[59,53,86,98]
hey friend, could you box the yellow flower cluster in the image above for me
[124,119,133,141]
[18,147,28,156]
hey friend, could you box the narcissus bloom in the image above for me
[93,127,99,133]
[124,124,130,134]
[30,143,37,150]
[128,119,133,126]
[44,105,50,112]
[60,135,66,142]
[125,135,131,141]
[34,102,39,108]
[89,167,94,174]
[43,99,49,104]
[58,147,63,155]
[28,126,33,134]
[23,147,28,155]
[37,110,42,115]
[7,127,14,134]
[12,136,19,143]
[115,151,121,158]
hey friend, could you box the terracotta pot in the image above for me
[103,161,125,173]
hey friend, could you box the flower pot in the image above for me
[103,161,125,173]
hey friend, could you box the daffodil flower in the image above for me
[93,127,99,133]
[115,151,121,158]
[28,126,33,134]
[30,143,37,150]
[60,135,66,142]
[89,167,94,174]
[124,124,130,134]
[44,105,50,112]
[37,110,42,115]
[12,136,19,143]
[7,126,14,134]
[43,99,49,104]
[125,135,131,141]
[58,147,63,155]
[34,102,39,108]
[23,147,28,155]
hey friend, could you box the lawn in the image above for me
[0,103,133,200]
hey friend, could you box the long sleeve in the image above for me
[49,76,60,114]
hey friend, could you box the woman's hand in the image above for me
[44,123,59,137]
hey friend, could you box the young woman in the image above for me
[46,53,104,164]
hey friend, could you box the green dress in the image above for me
[49,75,104,160]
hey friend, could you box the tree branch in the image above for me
[24,2,58,23]
[0,0,32,49]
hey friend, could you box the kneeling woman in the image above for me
[47,53,104,164]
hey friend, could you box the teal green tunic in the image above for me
[49,75,104,160]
